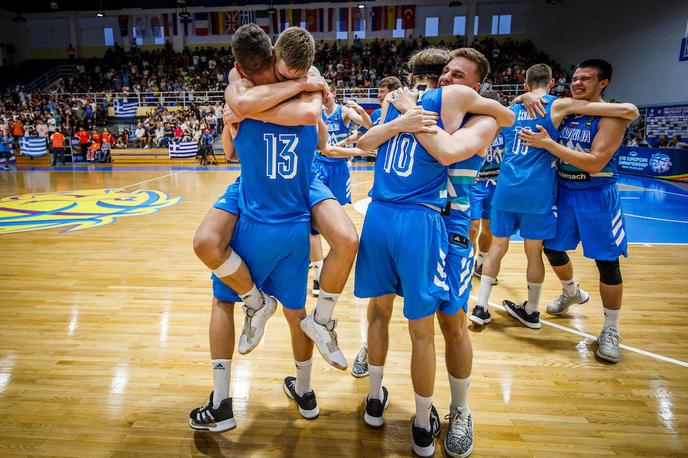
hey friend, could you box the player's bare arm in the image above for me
[551,98,640,126]
[518,117,628,174]
[445,85,515,127]
[415,115,499,165]
[343,101,373,129]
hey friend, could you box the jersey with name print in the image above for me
[475,133,504,182]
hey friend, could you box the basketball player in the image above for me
[355,47,514,457]
[194,33,358,371]
[517,59,637,362]
[189,25,333,432]
[309,81,373,296]
[470,63,639,330]
[469,90,504,281]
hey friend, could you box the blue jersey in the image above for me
[358,108,381,135]
[234,119,317,224]
[369,87,447,210]
[476,133,504,182]
[443,153,485,235]
[557,115,618,189]
[316,104,350,164]
[493,94,559,214]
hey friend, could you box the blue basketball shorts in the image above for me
[212,217,310,310]
[491,205,557,240]
[440,230,474,315]
[214,176,335,216]
[313,158,351,205]
[545,185,628,261]
[354,200,449,320]
[469,180,495,221]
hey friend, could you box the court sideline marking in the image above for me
[470,295,688,368]
[119,170,188,190]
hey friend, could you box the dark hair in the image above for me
[231,24,273,76]
[577,59,613,82]
[525,63,552,89]
[378,76,402,91]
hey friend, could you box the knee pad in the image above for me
[544,248,569,267]
[595,259,622,285]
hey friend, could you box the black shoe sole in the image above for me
[503,301,541,329]
[283,381,320,419]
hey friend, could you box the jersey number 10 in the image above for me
[384,132,417,177]
[264,133,299,179]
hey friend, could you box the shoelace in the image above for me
[444,412,468,439]
[600,328,620,346]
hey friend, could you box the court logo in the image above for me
[649,153,672,174]
[0,188,181,235]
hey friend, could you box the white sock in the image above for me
[476,275,496,309]
[311,260,323,283]
[211,359,231,408]
[526,281,543,314]
[603,307,620,330]
[448,374,470,414]
[240,284,263,311]
[368,364,384,400]
[314,289,338,325]
[362,320,369,347]
[476,251,487,268]
[414,393,433,431]
[561,278,578,296]
[295,357,313,396]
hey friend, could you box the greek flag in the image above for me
[169,140,198,158]
[113,101,138,118]
[19,137,48,157]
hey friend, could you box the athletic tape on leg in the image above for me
[212,250,242,278]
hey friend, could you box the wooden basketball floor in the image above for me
[0,165,687,457]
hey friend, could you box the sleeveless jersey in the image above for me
[493,94,559,214]
[369,87,447,210]
[557,115,618,189]
[443,115,486,235]
[234,119,317,224]
[476,133,504,182]
[315,104,350,164]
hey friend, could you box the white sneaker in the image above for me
[546,286,590,315]
[238,294,277,355]
[596,327,621,363]
[300,310,347,370]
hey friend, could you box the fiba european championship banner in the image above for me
[617,147,688,181]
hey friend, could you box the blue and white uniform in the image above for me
[313,105,352,205]
[356,108,381,135]
[469,133,503,221]
[442,120,486,314]
[212,119,318,310]
[354,88,449,320]
[545,115,627,260]
[491,94,559,240]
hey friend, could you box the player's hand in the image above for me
[515,92,548,119]
[355,148,377,158]
[389,87,419,113]
[300,75,328,98]
[223,104,243,124]
[395,106,438,133]
[335,139,348,147]
[346,100,364,112]
[518,124,552,148]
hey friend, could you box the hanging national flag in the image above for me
[169,140,199,159]
[271,9,279,33]
[133,15,147,39]
[339,7,348,32]
[171,13,178,36]
[402,5,416,30]
[162,13,170,36]
[385,6,397,30]
[351,7,364,32]
[224,11,239,34]
[239,11,256,26]
[370,6,383,31]
[150,15,162,38]
[210,12,223,35]
[256,10,271,34]
[279,10,286,31]
[327,8,334,32]
[293,9,302,27]
[180,14,193,36]
[194,12,209,36]
[318,8,324,32]
[305,9,317,32]
[19,137,48,158]
[113,101,138,118]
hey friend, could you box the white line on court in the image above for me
[351,179,374,187]
[119,170,187,189]
[470,295,688,368]
[620,184,688,198]
[625,213,688,224]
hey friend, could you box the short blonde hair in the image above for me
[408,47,450,83]
[449,48,490,83]
[274,27,315,73]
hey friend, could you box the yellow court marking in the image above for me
[0,188,181,235]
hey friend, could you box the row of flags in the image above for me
[126,6,417,38]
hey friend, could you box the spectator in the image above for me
[99,138,112,162]
[134,123,147,148]
[50,128,66,166]
[76,127,90,161]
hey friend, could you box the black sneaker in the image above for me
[363,386,390,427]
[469,306,492,326]
[312,279,320,296]
[188,391,236,432]
[503,300,541,329]
[283,376,320,419]
[411,405,441,457]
